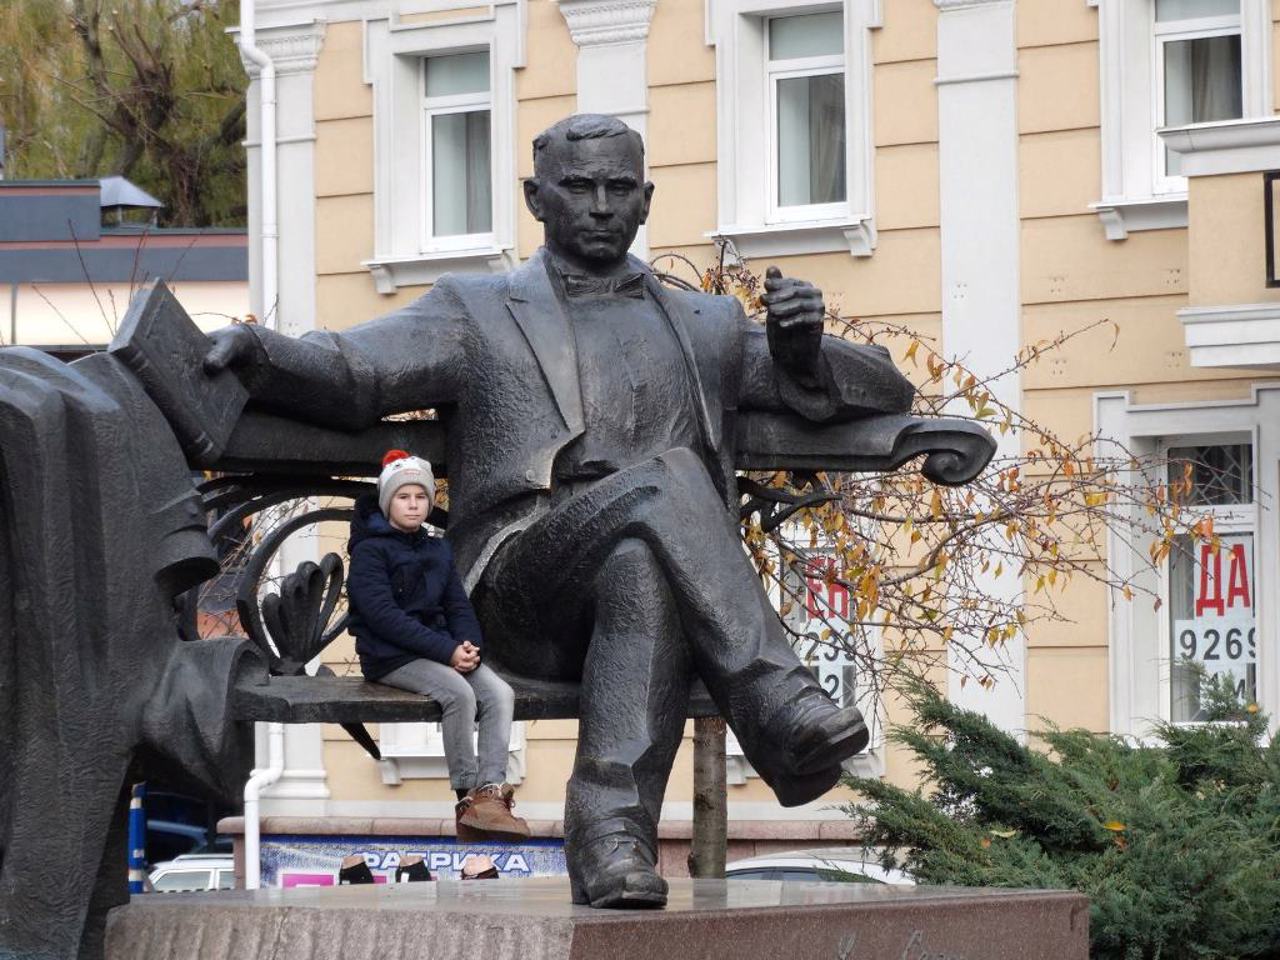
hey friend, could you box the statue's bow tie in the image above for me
[561,272,647,299]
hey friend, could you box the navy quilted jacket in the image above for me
[346,494,483,681]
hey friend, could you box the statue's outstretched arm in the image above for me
[211,278,470,432]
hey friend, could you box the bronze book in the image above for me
[108,280,248,465]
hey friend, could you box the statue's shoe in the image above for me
[772,696,869,775]
[568,833,668,909]
[794,703,869,775]
[750,696,868,806]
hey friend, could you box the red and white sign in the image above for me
[1173,535,1257,679]
[785,554,857,707]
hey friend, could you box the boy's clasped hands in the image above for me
[450,641,480,674]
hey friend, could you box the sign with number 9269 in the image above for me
[1172,616,1258,666]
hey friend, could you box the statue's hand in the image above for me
[763,265,824,379]
[203,324,264,382]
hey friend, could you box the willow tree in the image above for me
[0,0,246,226]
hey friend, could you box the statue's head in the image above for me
[523,114,654,272]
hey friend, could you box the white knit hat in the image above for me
[378,449,436,517]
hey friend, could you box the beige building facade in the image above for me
[234,0,1280,867]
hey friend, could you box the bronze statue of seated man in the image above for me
[204,114,916,909]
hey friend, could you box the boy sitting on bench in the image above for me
[346,450,530,842]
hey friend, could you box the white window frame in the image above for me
[764,18,848,224]
[1089,0,1270,241]
[1096,387,1280,742]
[362,5,522,293]
[1155,435,1256,722]
[706,0,880,259]
[1151,8,1243,194]
[420,51,495,253]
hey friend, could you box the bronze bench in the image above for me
[236,673,720,726]
[207,406,993,744]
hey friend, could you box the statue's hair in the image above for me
[532,114,644,173]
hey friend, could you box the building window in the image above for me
[1096,389,1280,742]
[707,0,878,259]
[1167,442,1252,506]
[1092,0,1269,239]
[767,12,847,217]
[1164,443,1256,721]
[362,3,521,293]
[423,51,493,241]
[1154,0,1243,185]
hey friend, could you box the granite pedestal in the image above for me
[105,878,1087,960]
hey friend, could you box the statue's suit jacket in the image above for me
[243,248,915,587]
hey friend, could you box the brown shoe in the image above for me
[499,783,522,817]
[456,783,531,842]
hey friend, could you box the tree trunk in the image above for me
[688,716,727,878]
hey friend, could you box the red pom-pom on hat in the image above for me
[382,449,411,468]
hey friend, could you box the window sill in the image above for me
[1160,117,1280,177]
[1089,196,1188,241]
[363,247,518,294]
[710,217,877,260]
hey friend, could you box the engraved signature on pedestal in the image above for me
[835,930,968,960]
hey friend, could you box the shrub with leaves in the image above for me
[844,679,1280,960]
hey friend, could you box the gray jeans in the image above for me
[378,660,515,790]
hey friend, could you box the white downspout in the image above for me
[238,0,282,892]
[238,0,279,330]
[243,723,285,889]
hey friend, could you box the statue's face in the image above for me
[524,133,654,271]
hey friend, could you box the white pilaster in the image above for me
[934,0,1025,734]
[242,16,331,812]
[244,20,324,336]
[556,0,657,256]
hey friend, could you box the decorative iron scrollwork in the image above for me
[261,553,346,676]
[233,505,356,668]
[183,477,385,759]
[737,475,840,534]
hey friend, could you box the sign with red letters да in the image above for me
[1172,534,1257,698]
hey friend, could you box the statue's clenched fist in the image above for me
[763,265,824,378]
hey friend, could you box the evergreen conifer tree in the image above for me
[845,678,1280,960]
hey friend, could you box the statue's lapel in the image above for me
[505,251,585,435]
[644,269,720,452]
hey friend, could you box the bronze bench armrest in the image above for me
[215,409,995,486]
[734,412,995,486]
